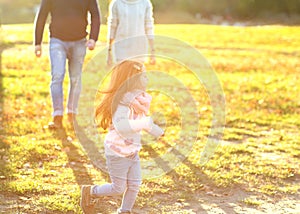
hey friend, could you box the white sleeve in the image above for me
[107,0,118,39]
[113,106,152,135]
[144,0,154,39]
[146,123,164,138]
[113,105,164,138]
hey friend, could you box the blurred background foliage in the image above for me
[0,0,300,24]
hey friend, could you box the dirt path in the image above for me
[132,187,299,214]
[1,188,299,213]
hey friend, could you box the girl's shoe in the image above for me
[80,185,96,214]
[117,209,131,214]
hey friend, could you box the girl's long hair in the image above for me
[95,60,144,130]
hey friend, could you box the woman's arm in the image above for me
[145,0,155,64]
[107,0,118,65]
[107,0,118,39]
[144,0,154,40]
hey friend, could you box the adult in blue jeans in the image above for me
[34,0,101,128]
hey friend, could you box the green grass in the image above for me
[1,24,300,213]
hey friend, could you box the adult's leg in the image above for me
[67,38,86,115]
[49,38,67,117]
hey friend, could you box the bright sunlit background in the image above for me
[1,0,300,25]
[0,0,300,213]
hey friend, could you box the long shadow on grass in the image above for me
[143,143,246,213]
[0,47,6,189]
[0,48,4,145]
[0,44,10,139]
[180,156,244,213]
[73,123,108,174]
[52,127,95,185]
[70,126,247,212]
[0,43,14,179]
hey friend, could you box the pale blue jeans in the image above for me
[92,154,142,212]
[49,37,86,117]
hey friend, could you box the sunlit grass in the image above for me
[1,24,300,213]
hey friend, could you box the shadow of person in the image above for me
[73,121,108,173]
[141,142,248,214]
[0,39,14,177]
[51,127,95,185]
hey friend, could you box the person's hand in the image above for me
[131,99,146,114]
[86,39,96,50]
[149,54,156,65]
[35,45,42,57]
[107,50,113,66]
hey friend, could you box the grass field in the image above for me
[0,24,300,213]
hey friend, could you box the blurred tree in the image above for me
[151,0,173,11]
[234,0,256,18]
[276,0,300,15]
[0,0,300,24]
[251,0,300,15]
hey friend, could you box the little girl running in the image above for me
[80,60,164,214]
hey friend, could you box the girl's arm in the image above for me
[113,106,164,137]
[113,105,151,133]
[121,90,147,114]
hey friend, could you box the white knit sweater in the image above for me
[107,0,154,62]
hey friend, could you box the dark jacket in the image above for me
[34,0,101,45]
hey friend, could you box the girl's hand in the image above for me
[132,99,147,114]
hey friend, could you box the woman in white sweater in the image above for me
[107,0,156,65]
